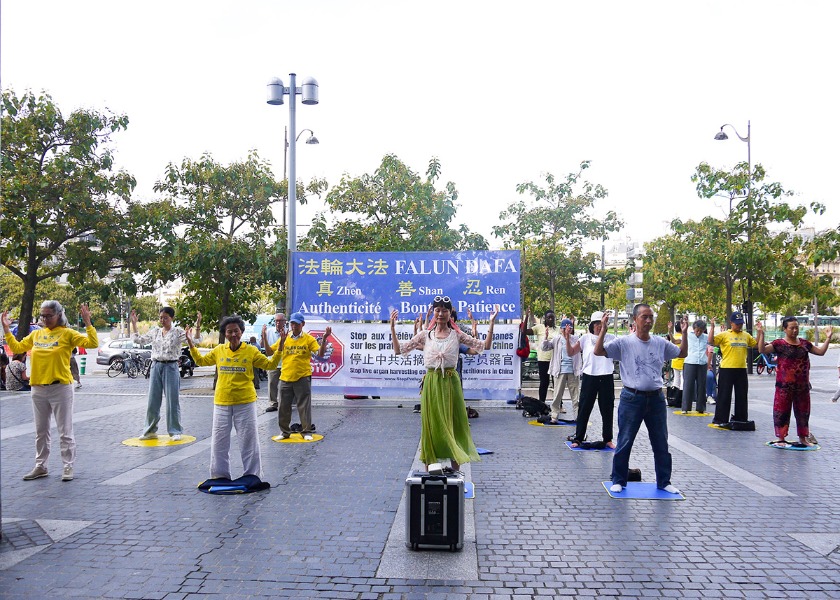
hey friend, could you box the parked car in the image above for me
[96,339,153,365]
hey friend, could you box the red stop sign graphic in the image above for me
[309,329,344,379]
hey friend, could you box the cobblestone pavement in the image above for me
[2,353,840,599]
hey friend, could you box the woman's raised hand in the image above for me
[79,304,92,327]
[390,309,399,325]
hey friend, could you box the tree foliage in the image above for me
[304,155,488,252]
[0,90,165,337]
[641,161,835,325]
[493,161,623,315]
[150,151,318,330]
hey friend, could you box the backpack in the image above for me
[517,395,550,418]
[516,321,530,359]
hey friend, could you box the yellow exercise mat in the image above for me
[707,423,732,431]
[673,411,714,417]
[272,433,324,443]
[122,434,196,447]
[528,419,581,427]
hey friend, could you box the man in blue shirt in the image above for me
[594,305,687,495]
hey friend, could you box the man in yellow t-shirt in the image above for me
[265,313,332,440]
[526,309,559,404]
[709,311,757,426]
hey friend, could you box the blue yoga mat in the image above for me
[464,481,475,499]
[565,441,615,452]
[765,441,821,451]
[602,481,685,500]
[476,447,494,455]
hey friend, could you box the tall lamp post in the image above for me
[715,120,753,371]
[281,127,319,230]
[267,73,319,315]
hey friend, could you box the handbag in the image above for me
[516,321,530,359]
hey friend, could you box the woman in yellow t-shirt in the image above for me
[2,302,98,482]
[186,315,281,481]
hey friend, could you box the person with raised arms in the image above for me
[594,305,687,495]
[390,296,498,471]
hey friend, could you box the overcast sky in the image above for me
[3,1,838,251]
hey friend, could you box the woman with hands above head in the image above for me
[756,319,832,448]
[131,307,202,441]
[391,296,498,472]
[185,316,282,480]
[3,302,99,482]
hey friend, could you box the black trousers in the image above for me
[714,368,749,423]
[574,374,615,443]
[538,360,551,402]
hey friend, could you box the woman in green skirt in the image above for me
[390,296,498,470]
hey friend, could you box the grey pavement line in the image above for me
[788,533,840,556]
[0,398,146,441]
[0,518,93,571]
[668,434,795,497]
[376,445,479,580]
[99,410,277,486]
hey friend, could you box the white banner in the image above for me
[306,323,520,400]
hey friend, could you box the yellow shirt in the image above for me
[531,324,558,362]
[5,326,98,385]
[271,332,321,383]
[671,337,685,370]
[713,329,757,369]
[191,343,281,405]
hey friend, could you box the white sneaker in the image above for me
[75,382,82,389]
[139,433,158,440]
[707,397,716,405]
[23,465,48,480]
[662,484,680,494]
[62,465,74,481]
[171,434,182,441]
[303,434,313,441]
[609,484,623,493]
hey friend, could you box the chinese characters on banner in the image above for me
[293,250,520,321]
[307,323,521,400]
[292,250,522,399]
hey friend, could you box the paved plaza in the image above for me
[2,353,840,599]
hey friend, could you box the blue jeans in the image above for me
[611,388,672,489]
[143,361,182,436]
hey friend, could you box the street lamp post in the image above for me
[715,120,754,372]
[281,127,319,230]
[267,73,319,316]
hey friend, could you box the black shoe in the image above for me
[265,406,278,413]
[413,404,421,413]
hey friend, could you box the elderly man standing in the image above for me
[261,312,286,413]
[264,312,331,441]
[594,305,687,495]
[709,311,757,427]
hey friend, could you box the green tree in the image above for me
[675,161,820,324]
[0,90,162,338]
[305,155,488,252]
[151,151,315,332]
[493,161,623,314]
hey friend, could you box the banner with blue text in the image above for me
[292,250,520,321]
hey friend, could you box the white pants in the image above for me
[673,368,683,390]
[31,383,75,468]
[210,403,261,480]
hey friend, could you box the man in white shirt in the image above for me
[262,313,286,413]
[595,305,687,494]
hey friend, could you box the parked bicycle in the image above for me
[754,352,776,375]
[107,351,149,379]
